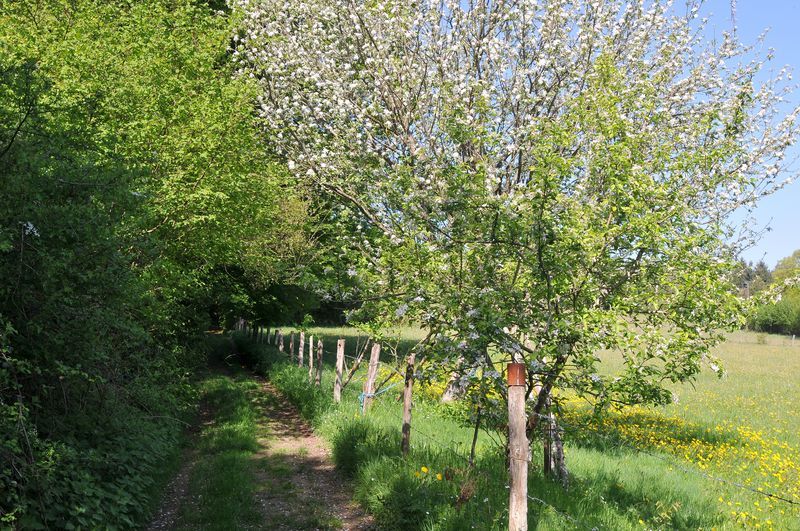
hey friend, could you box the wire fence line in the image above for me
[278,331,800,507]
[239,326,799,523]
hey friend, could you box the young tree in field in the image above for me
[234,0,799,473]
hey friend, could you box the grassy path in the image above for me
[148,357,371,530]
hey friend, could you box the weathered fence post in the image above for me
[266,327,271,344]
[315,339,323,386]
[507,363,528,531]
[289,332,295,362]
[362,342,381,413]
[272,329,278,345]
[400,348,417,457]
[277,330,284,353]
[308,336,315,382]
[334,338,345,403]
[298,331,305,367]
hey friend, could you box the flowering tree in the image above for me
[233,0,798,468]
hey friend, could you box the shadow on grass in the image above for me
[331,418,402,477]
[551,460,726,530]
[228,332,728,530]
[251,450,345,530]
[175,374,263,530]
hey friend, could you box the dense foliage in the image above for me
[2,0,798,526]
[747,250,800,335]
[0,0,311,526]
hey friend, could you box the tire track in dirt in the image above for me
[250,376,374,530]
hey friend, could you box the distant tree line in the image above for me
[737,250,800,335]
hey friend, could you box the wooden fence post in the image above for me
[308,336,315,382]
[507,363,528,531]
[298,332,305,367]
[400,349,417,457]
[289,332,295,362]
[266,327,271,344]
[315,339,323,386]
[334,339,345,402]
[362,342,381,413]
[277,330,284,353]
[272,329,278,345]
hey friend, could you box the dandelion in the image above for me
[421,466,428,474]
[436,473,443,481]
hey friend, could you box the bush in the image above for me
[749,290,800,336]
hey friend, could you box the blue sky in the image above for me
[703,0,800,267]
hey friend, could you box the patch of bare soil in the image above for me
[250,377,374,531]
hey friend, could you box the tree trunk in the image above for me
[400,350,416,456]
[308,336,314,382]
[441,355,466,402]
[298,331,304,367]
[361,342,381,413]
[315,339,323,386]
[469,407,481,467]
[334,339,344,402]
[541,395,568,487]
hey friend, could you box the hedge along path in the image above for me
[250,374,374,530]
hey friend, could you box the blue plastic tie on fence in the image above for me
[358,381,401,412]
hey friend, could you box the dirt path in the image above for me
[250,377,374,530]
[147,364,373,530]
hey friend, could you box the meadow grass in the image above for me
[241,327,800,530]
